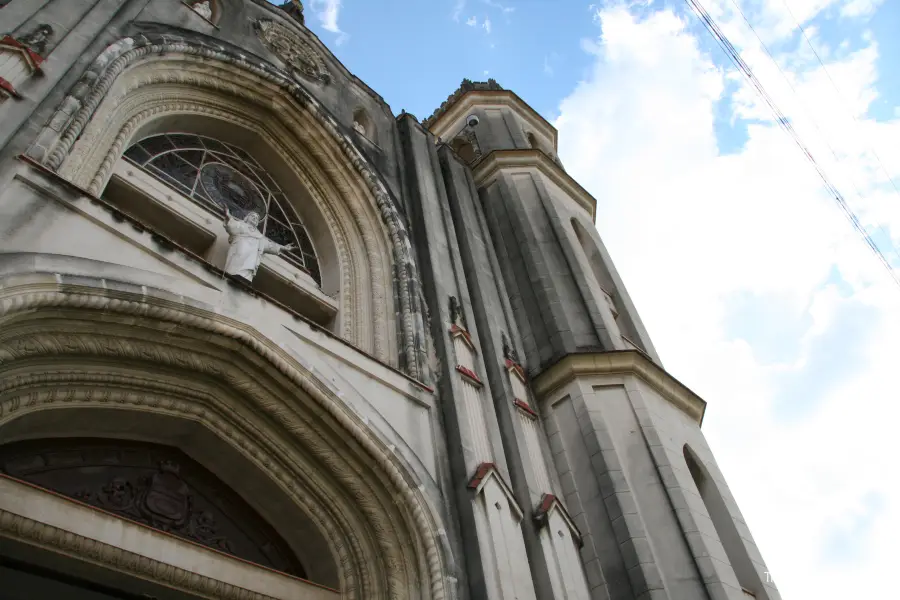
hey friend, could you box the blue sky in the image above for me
[296,0,900,598]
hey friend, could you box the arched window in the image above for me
[124,133,321,285]
[451,137,477,164]
[684,445,766,598]
[526,132,539,149]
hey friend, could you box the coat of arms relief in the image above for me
[255,19,331,85]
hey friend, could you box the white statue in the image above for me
[352,120,366,136]
[222,208,295,281]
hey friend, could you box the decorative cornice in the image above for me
[467,463,523,521]
[531,351,707,425]
[425,89,558,151]
[449,324,475,351]
[423,79,503,128]
[505,358,526,383]
[533,493,583,547]
[0,76,20,98]
[472,149,596,221]
[456,365,483,387]
[513,399,537,419]
[0,35,45,72]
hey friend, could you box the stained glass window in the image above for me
[124,133,320,285]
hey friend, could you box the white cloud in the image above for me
[483,0,515,14]
[556,4,900,598]
[466,15,478,26]
[841,0,883,18]
[308,0,348,44]
[453,0,466,21]
[483,18,492,34]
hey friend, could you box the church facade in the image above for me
[0,1,781,599]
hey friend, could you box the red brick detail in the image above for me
[533,493,584,547]
[535,493,558,519]
[0,36,45,72]
[0,76,19,98]
[449,324,475,349]
[514,399,537,418]
[456,365,482,385]
[505,358,526,381]
[468,462,497,489]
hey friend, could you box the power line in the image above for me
[682,0,900,289]
[721,0,900,271]
[777,0,900,206]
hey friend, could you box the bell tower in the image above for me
[403,80,782,600]
[424,79,661,373]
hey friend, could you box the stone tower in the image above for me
[0,1,778,599]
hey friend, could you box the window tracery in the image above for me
[124,133,321,285]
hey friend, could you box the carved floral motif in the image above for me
[0,440,314,573]
[254,19,330,84]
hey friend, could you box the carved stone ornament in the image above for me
[223,209,295,281]
[449,295,465,327]
[189,0,213,20]
[501,331,520,363]
[17,23,54,55]
[0,439,306,577]
[254,19,330,85]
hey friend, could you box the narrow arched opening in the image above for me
[451,137,477,164]
[684,445,767,599]
[351,108,376,144]
[187,0,221,24]
[571,217,645,351]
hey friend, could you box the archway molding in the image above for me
[0,278,453,600]
[26,32,428,381]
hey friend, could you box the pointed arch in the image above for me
[0,276,453,600]
[450,137,477,164]
[684,445,768,599]
[352,107,376,143]
[26,32,428,381]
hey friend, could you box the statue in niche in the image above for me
[17,24,54,55]
[223,208,295,281]
[190,0,213,20]
[352,119,366,136]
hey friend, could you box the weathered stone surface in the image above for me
[0,2,780,600]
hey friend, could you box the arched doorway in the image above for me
[0,276,451,600]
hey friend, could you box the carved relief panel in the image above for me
[0,439,306,577]
[254,19,330,85]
